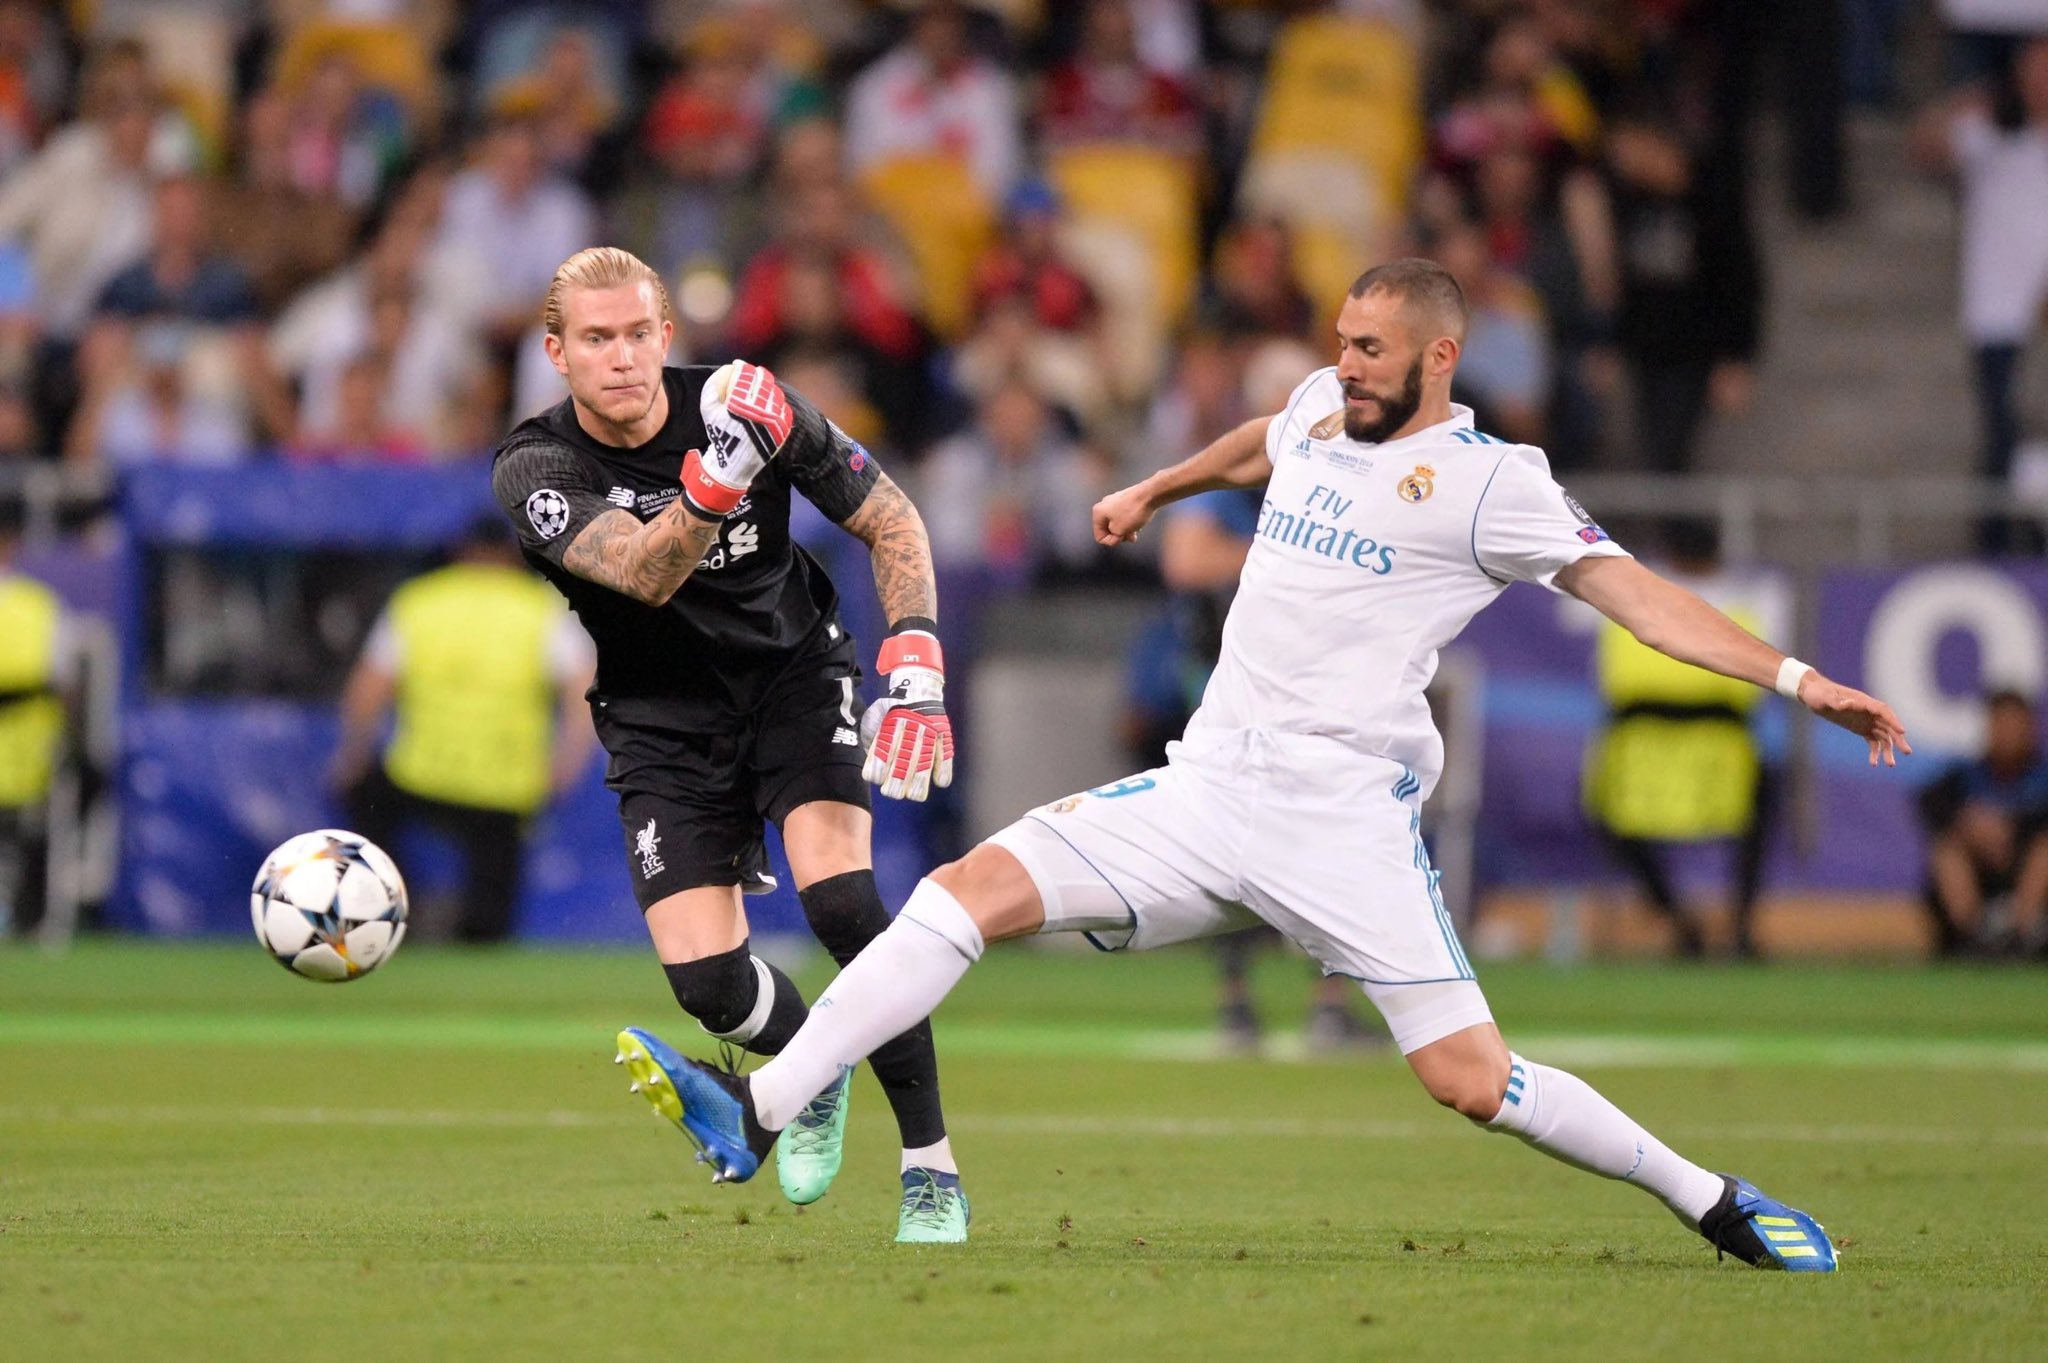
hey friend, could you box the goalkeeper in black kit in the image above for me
[491,247,966,1242]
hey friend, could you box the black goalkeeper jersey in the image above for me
[491,366,881,720]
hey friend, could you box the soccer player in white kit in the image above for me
[630,259,1911,1269]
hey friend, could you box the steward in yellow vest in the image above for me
[1582,524,1780,958]
[330,517,595,942]
[0,516,69,936]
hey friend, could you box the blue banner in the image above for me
[104,464,936,940]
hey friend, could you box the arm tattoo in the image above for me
[562,504,723,606]
[841,472,939,625]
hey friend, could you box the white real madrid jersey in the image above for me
[1182,368,1630,795]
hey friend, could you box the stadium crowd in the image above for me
[0,0,1956,584]
[3,2,2046,962]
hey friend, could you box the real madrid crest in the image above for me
[1397,464,1436,504]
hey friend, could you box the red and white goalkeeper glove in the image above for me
[681,360,795,519]
[861,624,954,802]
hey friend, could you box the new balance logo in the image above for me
[635,818,665,879]
[606,487,636,508]
[832,726,860,747]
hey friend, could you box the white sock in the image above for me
[750,879,984,1131]
[1487,1053,1725,1226]
[901,1137,956,1176]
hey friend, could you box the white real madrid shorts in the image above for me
[986,729,1493,1054]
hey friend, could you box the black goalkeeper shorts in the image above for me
[598,633,871,909]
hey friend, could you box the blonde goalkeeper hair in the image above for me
[543,247,672,337]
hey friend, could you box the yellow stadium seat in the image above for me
[856,154,995,341]
[1250,14,1423,224]
[273,20,436,121]
[1046,144,1200,331]
[1237,151,1388,309]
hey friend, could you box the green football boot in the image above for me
[775,1070,850,1205]
[895,1167,970,1244]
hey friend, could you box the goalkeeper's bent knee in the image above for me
[663,941,807,1047]
[798,870,893,966]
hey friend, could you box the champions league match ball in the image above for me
[251,829,409,982]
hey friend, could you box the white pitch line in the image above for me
[1,1104,2044,1148]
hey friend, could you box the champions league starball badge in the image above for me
[525,488,571,539]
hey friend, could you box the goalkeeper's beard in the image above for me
[1343,356,1425,443]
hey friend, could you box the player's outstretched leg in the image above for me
[667,856,1031,1242]
[615,1027,777,1183]
[1410,1022,1837,1271]
[796,870,957,1216]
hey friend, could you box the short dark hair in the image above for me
[1986,688,2034,716]
[1348,257,1469,340]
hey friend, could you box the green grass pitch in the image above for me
[3,941,2044,1361]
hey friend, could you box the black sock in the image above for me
[662,939,809,1055]
[800,870,948,1148]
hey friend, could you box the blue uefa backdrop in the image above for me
[108,464,939,941]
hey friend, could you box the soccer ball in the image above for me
[251,829,409,982]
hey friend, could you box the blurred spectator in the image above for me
[1582,520,1782,959]
[430,115,596,347]
[950,293,1111,437]
[728,176,922,363]
[90,175,259,331]
[919,381,1109,585]
[1917,690,2048,958]
[845,0,1023,339]
[1845,0,1913,108]
[1912,38,2048,551]
[844,0,1021,203]
[485,28,623,179]
[0,40,193,442]
[1200,217,1314,343]
[267,200,491,459]
[1039,0,1202,159]
[673,4,830,144]
[1430,221,1551,446]
[0,0,71,177]
[275,50,411,210]
[971,178,1098,334]
[0,372,32,459]
[750,247,928,449]
[1433,12,1599,175]
[291,349,425,463]
[65,319,254,467]
[1453,143,1614,466]
[615,69,763,283]
[212,90,359,313]
[1136,328,1244,471]
[65,172,267,463]
[1604,116,1760,472]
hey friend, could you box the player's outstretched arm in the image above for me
[1094,415,1272,546]
[561,503,724,607]
[1558,554,1912,767]
[839,471,938,626]
[840,474,954,802]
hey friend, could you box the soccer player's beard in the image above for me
[1343,356,1425,443]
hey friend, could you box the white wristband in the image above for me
[1775,657,1813,700]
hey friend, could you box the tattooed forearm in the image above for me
[562,504,723,606]
[841,473,939,625]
